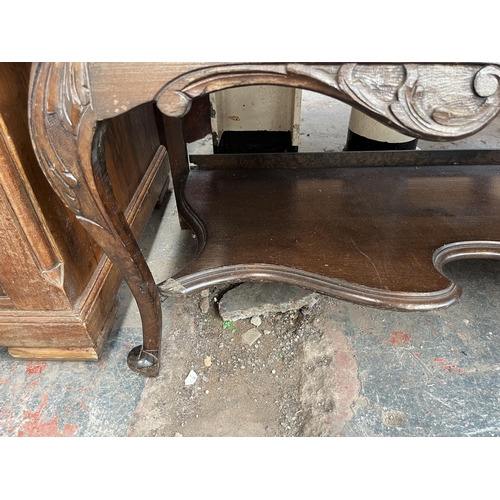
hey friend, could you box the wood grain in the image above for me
[8,347,100,361]
[159,162,500,311]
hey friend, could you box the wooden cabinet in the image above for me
[0,63,169,360]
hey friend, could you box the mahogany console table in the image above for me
[28,63,500,376]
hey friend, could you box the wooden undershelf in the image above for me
[162,154,500,311]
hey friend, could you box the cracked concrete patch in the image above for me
[299,313,361,436]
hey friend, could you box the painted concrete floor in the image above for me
[2,91,500,437]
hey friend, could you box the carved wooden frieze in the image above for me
[154,62,500,141]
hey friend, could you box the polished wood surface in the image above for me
[160,162,500,310]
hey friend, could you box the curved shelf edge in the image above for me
[433,240,500,269]
[157,241,500,312]
[158,263,459,312]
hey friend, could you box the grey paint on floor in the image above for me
[340,259,500,436]
[0,327,145,436]
[1,90,500,436]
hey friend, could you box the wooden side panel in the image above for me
[0,63,100,304]
[0,115,71,310]
[105,102,163,212]
[0,177,70,310]
[0,145,168,352]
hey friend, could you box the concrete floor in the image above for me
[2,91,500,437]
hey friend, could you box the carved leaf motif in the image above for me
[38,63,94,214]
[57,62,91,136]
[284,63,500,140]
[338,64,406,116]
[41,148,81,214]
[32,62,113,235]
[391,64,500,138]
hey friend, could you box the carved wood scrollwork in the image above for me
[29,62,113,236]
[155,63,500,141]
[155,64,290,117]
[297,63,500,140]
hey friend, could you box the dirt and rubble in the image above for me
[128,283,361,437]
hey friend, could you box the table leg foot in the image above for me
[127,345,160,377]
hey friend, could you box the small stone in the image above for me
[264,330,271,335]
[201,289,210,298]
[271,369,276,375]
[174,432,183,437]
[199,297,210,314]
[382,410,407,428]
[184,369,198,386]
[251,315,262,327]
[205,390,209,394]
[242,328,262,346]
[354,397,369,410]
[204,356,212,367]
[218,282,319,321]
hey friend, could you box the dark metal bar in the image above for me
[190,150,500,170]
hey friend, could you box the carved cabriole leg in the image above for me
[29,63,161,376]
[88,123,161,375]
